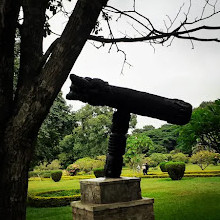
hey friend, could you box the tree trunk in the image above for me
[0,135,33,219]
[0,0,108,219]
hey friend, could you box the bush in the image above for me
[171,153,188,163]
[28,170,52,178]
[165,162,185,180]
[159,162,168,172]
[145,157,157,168]
[66,164,79,176]
[93,168,105,178]
[51,170,62,182]
[74,157,105,173]
[149,153,168,166]
[33,160,61,171]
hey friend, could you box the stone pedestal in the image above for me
[71,177,154,220]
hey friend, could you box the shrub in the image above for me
[96,155,106,162]
[28,170,52,178]
[149,153,168,166]
[51,170,62,182]
[46,159,61,170]
[74,157,105,173]
[41,171,52,178]
[159,162,168,172]
[93,168,105,178]
[66,164,79,176]
[145,157,157,168]
[212,153,220,165]
[171,153,188,163]
[33,160,61,171]
[165,162,185,180]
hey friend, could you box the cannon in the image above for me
[66,74,192,125]
[66,74,192,177]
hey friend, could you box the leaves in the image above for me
[33,92,76,167]
[178,99,220,153]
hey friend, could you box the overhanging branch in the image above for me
[89,24,220,44]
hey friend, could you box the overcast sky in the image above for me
[44,0,220,128]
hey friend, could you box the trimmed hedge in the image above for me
[165,162,185,180]
[51,170,62,182]
[93,168,105,178]
[27,189,80,207]
[159,162,168,172]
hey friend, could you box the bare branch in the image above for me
[176,35,220,42]
[89,22,220,44]
[105,6,152,32]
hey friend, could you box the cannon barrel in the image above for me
[66,74,192,125]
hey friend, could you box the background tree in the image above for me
[133,124,180,153]
[178,99,220,154]
[1,0,220,219]
[190,150,218,170]
[58,104,137,167]
[31,92,76,168]
[124,133,153,169]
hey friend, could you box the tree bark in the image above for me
[0,0,108,219]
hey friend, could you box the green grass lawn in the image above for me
[27,165,220,220]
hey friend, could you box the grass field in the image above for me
[27,165,220,220]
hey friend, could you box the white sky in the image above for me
[44,0,220,128]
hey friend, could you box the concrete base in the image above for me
[72,198,154,220]
[71,177,154,220]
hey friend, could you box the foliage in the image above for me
[124,133,153,169]
[72,156,105,173]
[58,105,111,166]
[178,100,220,154]
[29,171,52,179]
[190,150,218,170]
[149,153,168,166]
[58,105,136,167]
[34,160,61,171]
[66,164,79,176]
[32,93,76,167]
[165,162,185,180]
[93,168,105,178]
[51,171,62,182]
[27,189,80,207]
[133,124,180,153]
[171,153,188,163]
[159,162,168,172]
[145,157,158,168]
[30,160,62,179]
[148,144,167,155]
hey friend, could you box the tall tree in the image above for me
[178,99,220,154]
[133,124,180,152]
[58,104,137,167]
[32,92,76,167]
[0,0,220,219]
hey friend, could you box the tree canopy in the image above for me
[32,92,76,167]
[58,104,137,167]
[133,124,180,152]
[178,99,220,154]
